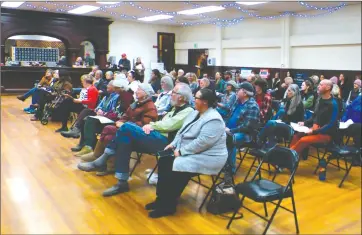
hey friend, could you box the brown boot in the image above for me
[93,140,107,159]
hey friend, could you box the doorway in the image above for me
[157,32,175,72]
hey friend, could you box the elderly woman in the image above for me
[145,88,228,218]
[185,72,198,94]
[128,70,140,100]
[154,76,174,115]
[216,80,237,118]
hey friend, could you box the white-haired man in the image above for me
[78,83,194,196]
[177,69,185,77]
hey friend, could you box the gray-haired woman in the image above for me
[154,76,174,115]
[283,84,304,123]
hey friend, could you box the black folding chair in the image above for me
[245,122,294,182]
[129,152,159,183]
[318,123,361,187]
[226,146,300,235]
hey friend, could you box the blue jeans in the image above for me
[272,105,285,120]
[113,122,169,181]
[23,87,40,106]
[258,120,278,142]
[227,132,248,173]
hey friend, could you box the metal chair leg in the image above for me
[226,195,245,229]
[339,156,353,188]
[243,156,257,182]
[262,198,283,235]
[198,171,222,212]
[291,189,300,234]
[129,152,142,176]
[263,202,268,217]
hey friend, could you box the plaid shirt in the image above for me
[226,97,260,134]
[95,92,119,113]
[257,93,272,123]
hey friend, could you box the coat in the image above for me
[170,108,228,175]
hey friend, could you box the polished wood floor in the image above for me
[1,95,361,234]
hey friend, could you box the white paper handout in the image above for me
[88,116,115,124]
[339,119,354,129]
[290,122,311,134]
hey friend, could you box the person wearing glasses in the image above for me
[77,83,194,196]
[145,88,228,218]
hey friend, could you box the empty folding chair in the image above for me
[227,146,300,235]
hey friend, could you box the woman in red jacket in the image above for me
[58,75,99,131]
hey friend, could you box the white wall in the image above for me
[108,21,176,82]
[173,3,361,71]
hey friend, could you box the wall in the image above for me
[174,3,361,71]
[108,21,176,82]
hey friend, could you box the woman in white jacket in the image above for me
[154,75,174,115]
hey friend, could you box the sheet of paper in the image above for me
[275,120,284,123]
[290,122,311,134]
[88,116,115,124]
[339,119,354,129]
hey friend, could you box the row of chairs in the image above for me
[129,122,360,234]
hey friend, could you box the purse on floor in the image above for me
[206,184,240,216]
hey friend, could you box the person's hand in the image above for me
[116,121,124,128]
[298,122,304,126]
[174,150,181,157]
[306,128,313,135]
[164,144,174,150]
[99,90,103,94]
[281,83,287,88]
[120,64,124,67]
[142,124,154,134]
[97,110,104,116]
[225,127,232,135]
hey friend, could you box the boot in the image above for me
[71,137,85,152]
[81,139,107,162]
[102,180,129,197]
[17,95,26,102]
[75,145,93,157]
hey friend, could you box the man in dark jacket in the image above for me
[290,79,339,154]
[118,53,131,71]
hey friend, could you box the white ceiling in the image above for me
[3,1,359,26]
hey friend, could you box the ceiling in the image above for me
[2,1,359,26]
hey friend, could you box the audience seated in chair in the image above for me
[143,88,227,218]
[290,80,339,154]
[216,80,237,119]
[77,83,195,196]
[185,72,198,94]
[154,76,174,116]
[60,79,126,139]
[224,82,260,189]
[254,78,272,124]
[55,75,99,132]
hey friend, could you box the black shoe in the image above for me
[55,127,68,133]
[102,181,129,197]
[61,127,81,138]
[148,209,175,218]
[71,144,84,152]
[77,162,106,172]
[145,201,159,211]
[17,95,26,102]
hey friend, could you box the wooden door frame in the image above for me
[157,32,175,70]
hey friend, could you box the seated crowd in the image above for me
[17,66,361,219]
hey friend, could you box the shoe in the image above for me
[148,209,175,218]
[17,95,26,102]
[55,127,68,133]
[92,140,107,160]
[23,107,31,112]
[61,127,81,138]
[30,104,39,109]
[102,181,129,197]
[71,144,84,152]
[26,109,36,114]
[75,146,93,157]
[80,152,95,162]
[77,161,106,172]
[145,201,159,211]
[30,116,38,121]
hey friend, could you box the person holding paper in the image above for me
[290,80,339,154]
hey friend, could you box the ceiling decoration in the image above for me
[11,1,352,27]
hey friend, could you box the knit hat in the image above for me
[138,83,155,97]
[330,76,338,85]
[239,82,255,96]
[354,79,361,88]
[113,79,129,90]
[226,80,238,89]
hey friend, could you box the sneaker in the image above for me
[26,109,36,114]
[23,107,31,112]
[146,173,158,185]
[75,146,93,157]
[55,127,68,133]
[61,127,81,138]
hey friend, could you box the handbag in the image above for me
[206,184,240,216]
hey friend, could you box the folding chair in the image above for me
[227,146,300,235]
[245,122,294,182]
[318,123,361,187]
[129,152,159,183]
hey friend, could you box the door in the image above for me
[157,32,175,72]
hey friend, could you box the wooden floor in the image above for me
[1,95,361,234]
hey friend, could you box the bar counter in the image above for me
[0,66,107,94]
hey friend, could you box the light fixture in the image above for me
[1,2,24,8]
[177,6,225,15]
[96,2,119,4]
[68,5,100,14]
[138,15,174,22]
[236,2,266,6]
